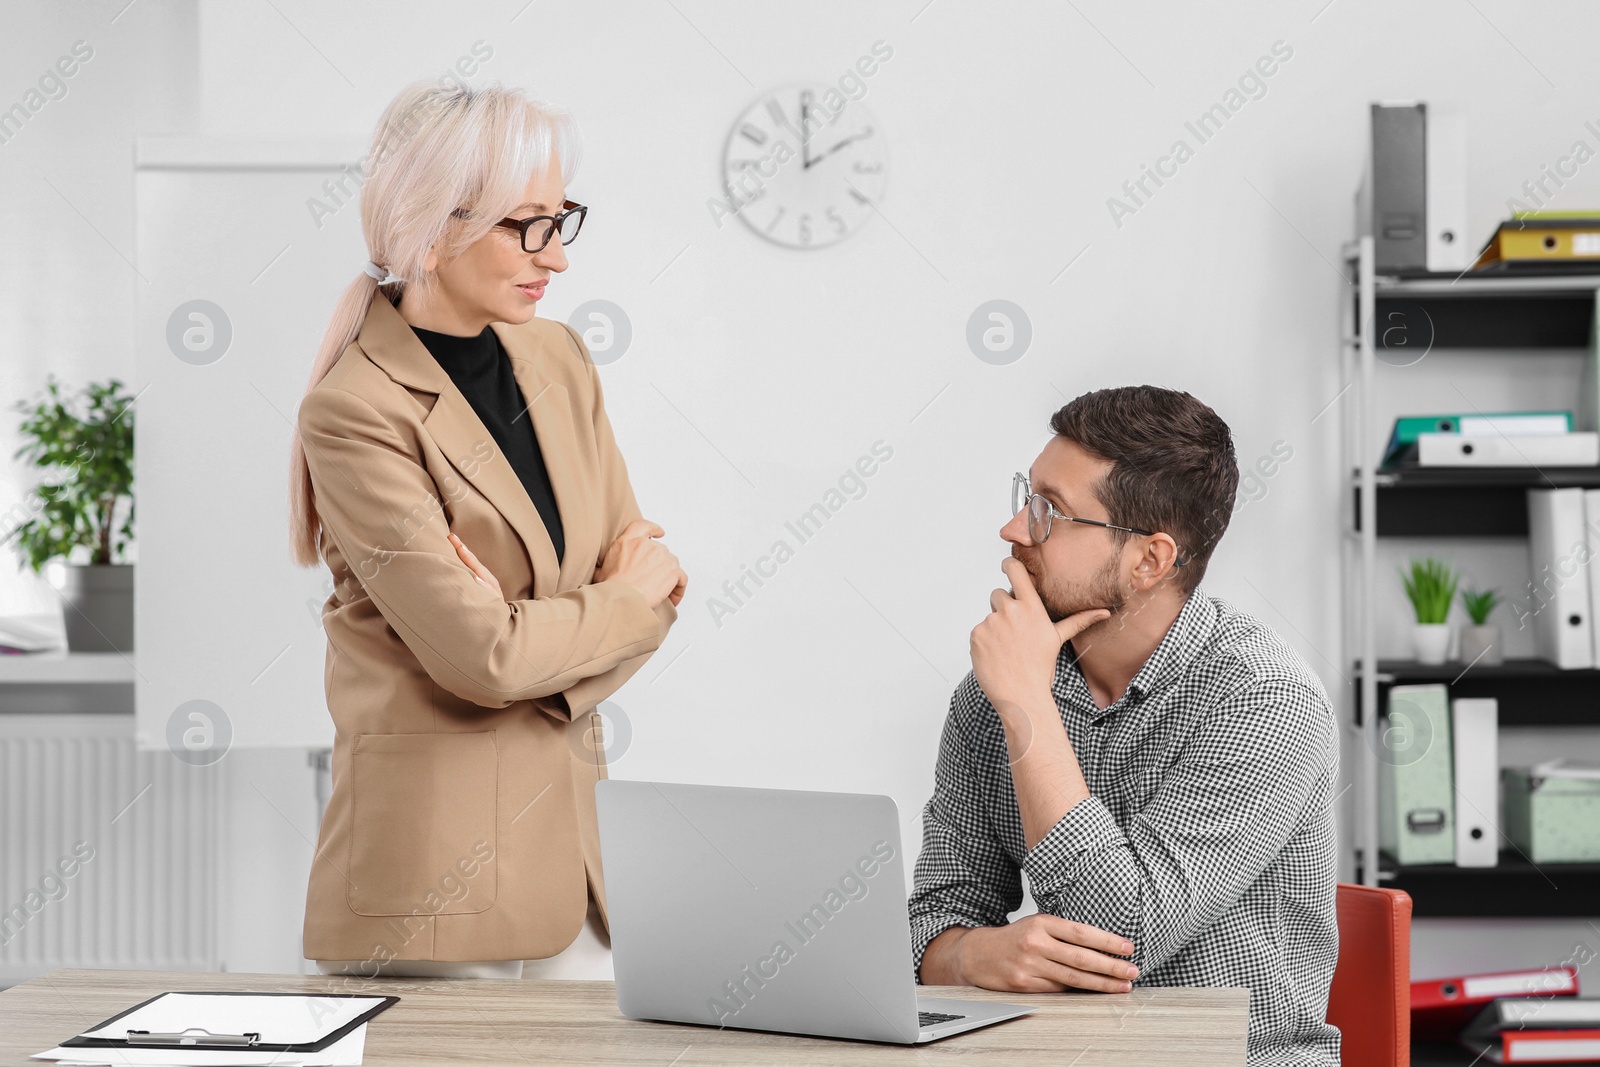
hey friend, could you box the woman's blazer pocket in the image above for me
[346,731,499,916]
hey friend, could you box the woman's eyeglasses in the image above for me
[452,200,587,253]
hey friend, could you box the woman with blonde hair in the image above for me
[289,80,685,979]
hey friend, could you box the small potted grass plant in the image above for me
[1401,557,1458,665]
[1459,588,1503,667]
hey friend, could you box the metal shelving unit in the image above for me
[1339,237,1600,913]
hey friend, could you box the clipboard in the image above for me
[58,991,399,1054]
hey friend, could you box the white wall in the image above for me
[6,0,1600,981]
[0,0,196,602]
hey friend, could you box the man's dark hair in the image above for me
[1048,386,1239,596]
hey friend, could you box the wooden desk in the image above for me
[0,968,1249,1065]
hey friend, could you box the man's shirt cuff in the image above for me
[908,917,973,983]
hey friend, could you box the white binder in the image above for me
[1587,489,1600,667]
[1417,432,1600,467]
[1451,697,1499,867]
[1424,105,1469,272]
[1526,488,1596,669]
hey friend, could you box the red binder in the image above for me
[1498,1028,1600,1064]
[1411,965,1578,1040]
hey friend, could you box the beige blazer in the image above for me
[297,289,676,964]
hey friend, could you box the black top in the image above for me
[410,323,565,566]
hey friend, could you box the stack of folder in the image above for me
[1473,211,1600,273]
[1413,965,1579,1041]
[1380,410,1599,469]
[1459,997,1600,1063]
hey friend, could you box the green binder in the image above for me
[1378,684,1455,865]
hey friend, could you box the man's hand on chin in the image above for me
[920,915,1139,993]
[971,557,1108,718]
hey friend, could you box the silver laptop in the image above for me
[594,779,1033,1044]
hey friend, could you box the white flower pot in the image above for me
[1459,624,1502,667]
[1412,623,1452,666]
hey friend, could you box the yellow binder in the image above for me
[1474,211,1600,268]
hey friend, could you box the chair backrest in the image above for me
[1327,882,1413,1067]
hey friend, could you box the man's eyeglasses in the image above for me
[1011,472,1185,566]
[451,200,587,253]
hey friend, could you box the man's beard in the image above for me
[1012,544,1126,623]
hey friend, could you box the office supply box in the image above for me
[1502,760,1600,863]
[1379,684,1455,865]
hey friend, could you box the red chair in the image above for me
[1327,883,1413,1067]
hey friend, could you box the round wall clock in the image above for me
[720,83,888,249]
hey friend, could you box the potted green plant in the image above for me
[1400,557,1458,665]
[1459,588,1503,667]
[4,376,135,652]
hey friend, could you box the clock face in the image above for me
[720,83,888,249]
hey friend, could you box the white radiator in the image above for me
[0,715,219,985]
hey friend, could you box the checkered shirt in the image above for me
[908,588,1342,1065]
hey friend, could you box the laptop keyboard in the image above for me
[919,1011,968,1027]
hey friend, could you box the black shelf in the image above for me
[1355,467,1600,537]
[1344,268,1600,926]
[1352,270,1600,350]
[1411,1040,1477,1066]
[1354,659,1600,727]
[1376,268,1600,285]
[1366,293,1594,348]
[1379,851,1600,917]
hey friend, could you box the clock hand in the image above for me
[800,97,816,168]
[816,127,873,164]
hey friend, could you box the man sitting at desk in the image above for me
[910,386,1340,1065]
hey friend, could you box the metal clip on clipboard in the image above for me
[126,1027,263,1046]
